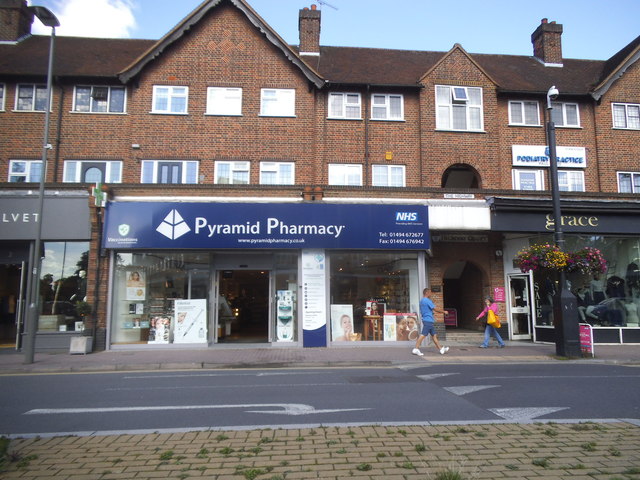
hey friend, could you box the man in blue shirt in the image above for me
[413,287,449,356]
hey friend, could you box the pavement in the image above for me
[1,341,640,479]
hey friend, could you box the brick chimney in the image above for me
[298,4,321,55]
[531,18,563,65]
[0,0,34,42]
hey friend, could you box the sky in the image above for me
[27,0,639,61]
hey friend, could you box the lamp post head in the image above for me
[29,6,60,28]
[547,85,559,109]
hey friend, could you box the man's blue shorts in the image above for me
[421,322,436,336]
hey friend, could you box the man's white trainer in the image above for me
[439,346,449,355]
[412,348,424,356]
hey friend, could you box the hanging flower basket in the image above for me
[514,244,568,273]
[566,247,607,275]
[514,244,607,275]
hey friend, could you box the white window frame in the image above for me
[371,94,404,121]
[512,169,545,191]
[328,92,361,119]
[617,172,640,193]
[206,87,242,116]
[8,160,42,182]
[140,160,198,184]
[63,160,123,183]
[151,85,189,114]
[72,86,126,114]
[558,170,585,192]
[214,161,250,185]
[550,102,580,127]
[328,164,363,186]
[15,84,48,112]
[436,85,483,131]
[372,164,406,187]
[0,83,5,111]
[259,162,295,185]
[612,103,640,130]
[508,100,540,126]
[260,88,295,117]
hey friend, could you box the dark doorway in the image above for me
[443,261,484,330]
[218,270,269,343]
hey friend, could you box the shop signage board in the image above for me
[493,287,506,302]
[512,145,587,168]
[579,323,594,357]
[102,202,429,250]
[302,250,327,347]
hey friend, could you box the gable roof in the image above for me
[591,34,640,100]
[0,0,636,100]
[118,0,324,88]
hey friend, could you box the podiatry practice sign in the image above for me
[102,202,429,250]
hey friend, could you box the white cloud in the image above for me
[29,0,137,38]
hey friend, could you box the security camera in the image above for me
[547,86,559,101]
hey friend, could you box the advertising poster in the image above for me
[383,314,397,341]
[125,270,146,301]
[173,299,207,344]
[331,304,358,341]
[395,313,419,341]
[148,316,170,344]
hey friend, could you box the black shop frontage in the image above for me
[490,197,640,345]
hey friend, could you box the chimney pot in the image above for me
[541,18,548,24]
[311,4,317,10]
[298,4,321,55]
[531,19,563,65]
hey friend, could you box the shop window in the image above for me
[528,235,640,330]
[37,242,89,333]
[441,163,479,188]
[329,251,420,342]
[111,252,211,345]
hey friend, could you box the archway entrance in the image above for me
[442,261,485,330]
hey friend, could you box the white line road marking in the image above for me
[489,407,570,421]
[417,373,459,381]
[24,403,371,416]
[444,385,500,396]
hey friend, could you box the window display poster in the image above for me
[126,270,146,301]
[301,249,327,347]
[383,314,397,341]
[173,299,207,344]
[331,304,357,341]
[148,316,170,344]
[395,313,419,341]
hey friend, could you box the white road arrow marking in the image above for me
[489,407,570,421]
[417,373,459,381]
[25,403,369,417]
[444,385,500,396]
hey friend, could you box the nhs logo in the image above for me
[396,212,418,222]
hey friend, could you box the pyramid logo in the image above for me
[156,209,191,240]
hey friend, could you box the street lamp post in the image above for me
[546,86,580,357]
[23,7,60,365]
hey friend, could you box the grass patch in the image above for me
[356,463,372,471]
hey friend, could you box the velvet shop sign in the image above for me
[102,202,430,250]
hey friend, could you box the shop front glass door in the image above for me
[509,274,532,339]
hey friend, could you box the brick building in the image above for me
[1,0,639,351]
